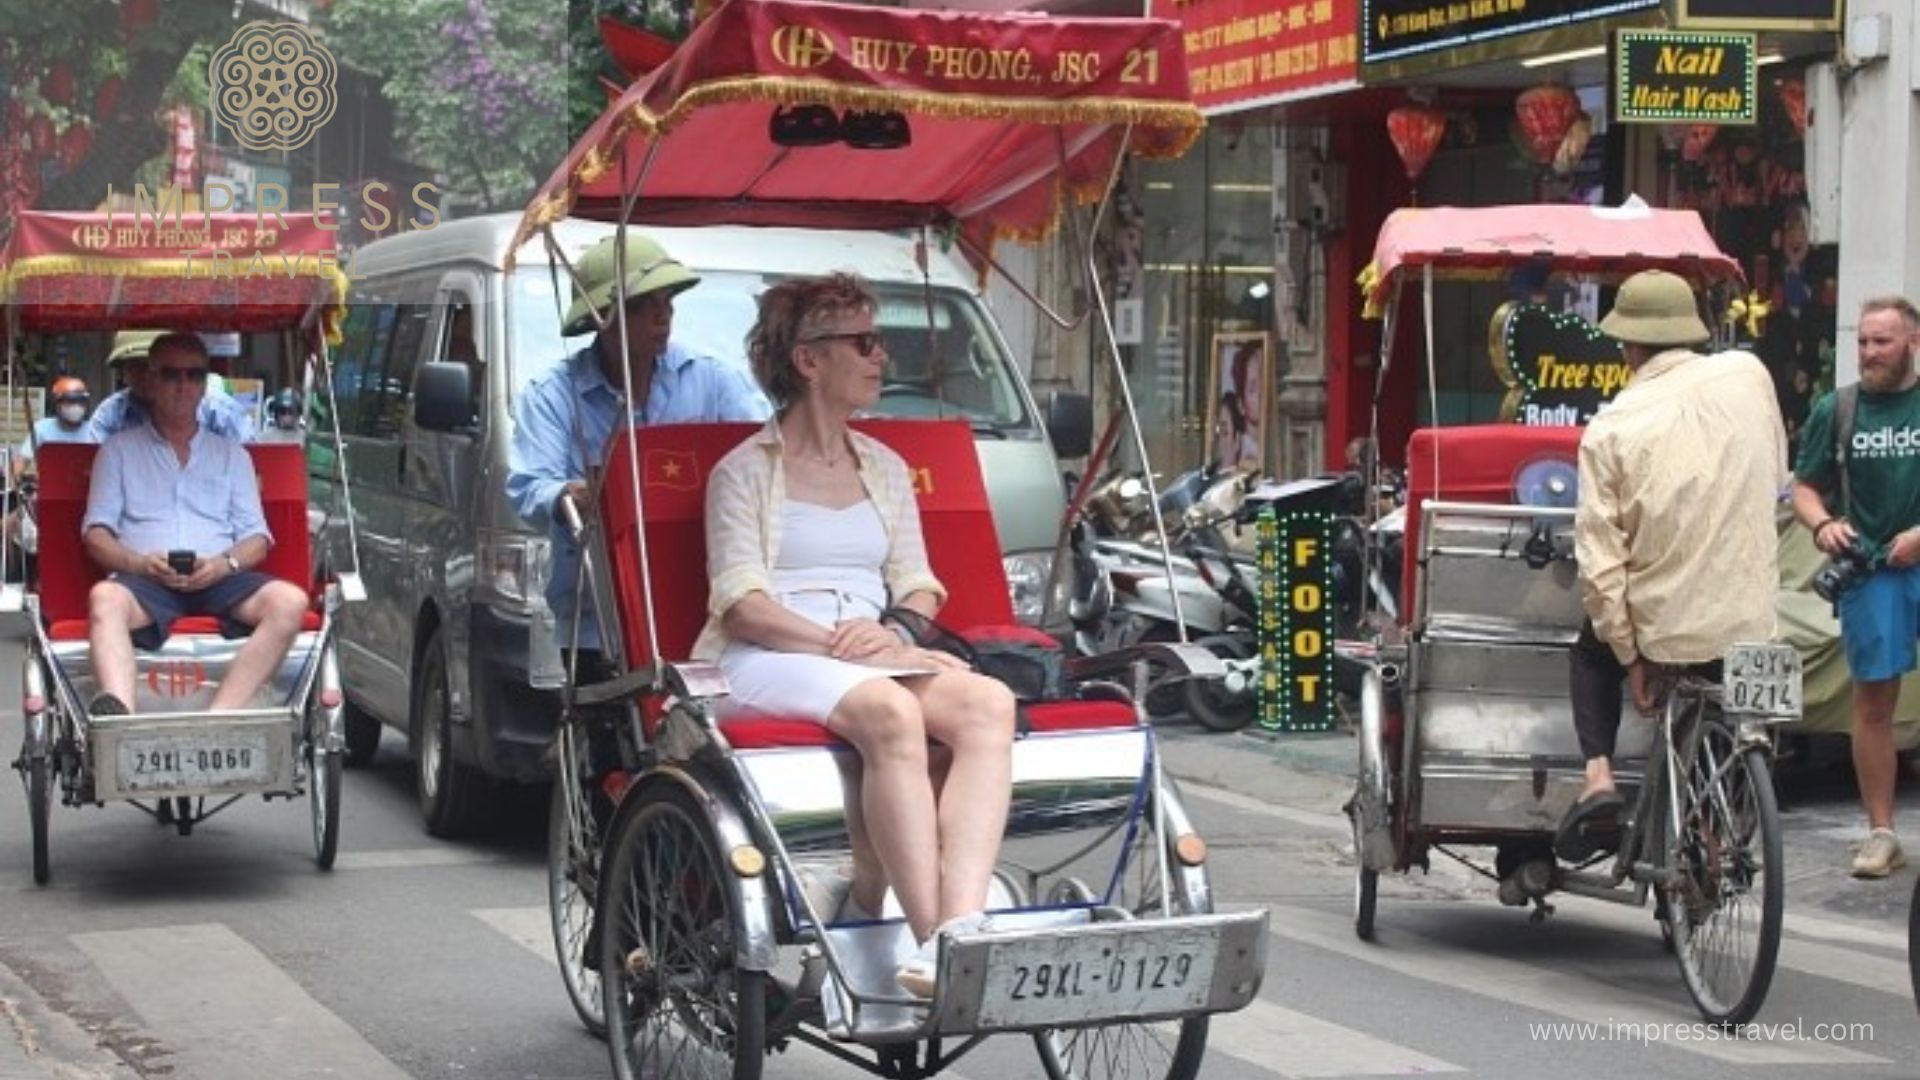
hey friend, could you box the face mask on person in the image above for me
[56,403,86,426]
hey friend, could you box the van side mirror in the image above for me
[1044,390,1092,459]
[414,361,474,433]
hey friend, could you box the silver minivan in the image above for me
[315,213,1089,835]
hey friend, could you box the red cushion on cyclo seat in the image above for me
[1401,424,1582,623]
[34,442,314,629]
[597,420,1065,747]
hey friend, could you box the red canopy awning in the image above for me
[1,210,347,340]
[1358,203,1744,318]
[513,0,1204,261]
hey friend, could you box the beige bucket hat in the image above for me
[561,232,700,337]
[1598,270,1712,347]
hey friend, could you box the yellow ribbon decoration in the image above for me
[1725,290,1772,339]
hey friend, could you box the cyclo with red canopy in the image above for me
[0,209,365,882]
[503,1,1265,1076]
[1344,202,1800,1025]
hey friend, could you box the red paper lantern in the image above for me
[57,121,92,172]
[94,76,122,123]
[1514,84,1581,165]
[1777,76,1808,139]
[41,62,74,107]
[1386,106,1446,182]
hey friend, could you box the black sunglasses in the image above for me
[800,331,883,358]
[153,366,210,384]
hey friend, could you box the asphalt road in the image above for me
[0,721,1914,1080]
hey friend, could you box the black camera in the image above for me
[1813,538,1879,603]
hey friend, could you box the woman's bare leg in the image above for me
[833,755,886,915]
[912,672,1017,922]
[826,679,941,940]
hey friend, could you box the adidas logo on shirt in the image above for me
[1853,425,1920,458]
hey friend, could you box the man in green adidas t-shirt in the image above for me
[1791,295,1920,879]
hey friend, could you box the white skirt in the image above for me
[716,587,932,722]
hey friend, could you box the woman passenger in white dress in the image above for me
[693,272,1018,996]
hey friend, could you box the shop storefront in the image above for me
[1130,0,1362,479]
[1339,0,1842,461]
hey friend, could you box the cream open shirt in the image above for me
[1575,348,1786,666]
[693,420,947,660]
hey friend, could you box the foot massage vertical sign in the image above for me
[1256,506,1333,733]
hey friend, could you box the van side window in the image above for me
[363,304,432,438]
[437,295,484,423]
[329,303,381,435]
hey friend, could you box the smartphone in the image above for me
[168,550,196,576]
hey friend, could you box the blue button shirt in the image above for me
[506,342,770,650]
[17,416,94,459]
[82,424,270,556]
[88,387,257,442]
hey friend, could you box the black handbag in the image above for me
[882,607,1068,704]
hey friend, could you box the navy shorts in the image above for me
[108,570,276,651]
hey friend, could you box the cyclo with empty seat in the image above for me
[0,209,365,882]
[500,1,1267,1076]
[1343,204,1799,1026]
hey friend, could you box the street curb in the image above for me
[0,956,137,1080]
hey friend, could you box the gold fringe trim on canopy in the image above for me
[509,74,1203,261]
[1,255,350,345]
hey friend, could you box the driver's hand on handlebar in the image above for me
[829,617,899,660]
[557,480,592,523]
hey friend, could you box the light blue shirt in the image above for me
[17,416,93,460]
[83,424,270,556]
[88,387,256,442]
[506,341,770,650]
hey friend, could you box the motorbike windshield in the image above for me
[509,268,1034,435]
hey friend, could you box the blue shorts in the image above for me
[1837,564,1920,682]
[108,570,276,651]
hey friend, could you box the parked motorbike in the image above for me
[1068,462,1403,731]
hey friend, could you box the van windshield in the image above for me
[510,269,1035,434]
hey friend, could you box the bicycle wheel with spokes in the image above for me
[1665,717,1783,1026]
[600,780,764,1080]
[549,772,605,1037]
[1033,783,1210,1080]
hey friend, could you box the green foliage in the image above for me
[565,0,694,142]
[324,0,580,211]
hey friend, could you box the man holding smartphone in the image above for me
[80,333,309,716]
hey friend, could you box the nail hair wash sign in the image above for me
[1614,28,1756,125]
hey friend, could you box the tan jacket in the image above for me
[694,419,946,659]
[1575,348,1786,665]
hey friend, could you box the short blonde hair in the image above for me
[746,273,877,408]
[1861,295,1920,331]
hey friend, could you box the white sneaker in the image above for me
[1850,829,1905,879]
[896,913,991,997]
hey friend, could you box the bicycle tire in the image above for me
[1665,717,1782,1027]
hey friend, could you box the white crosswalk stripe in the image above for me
[1256,903,1889,1067]
[1207,998,1464,1077]
[70,923,413,1080]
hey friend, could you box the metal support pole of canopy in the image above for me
[1080,126,1187,642]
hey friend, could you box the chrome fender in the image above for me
[625,764,780,972]
[1351,663,1400,872]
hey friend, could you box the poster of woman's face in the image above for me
[1206,332,1270,475]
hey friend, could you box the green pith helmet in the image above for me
[1598,270,1712,347]
[107,329,166,367]
[560,232,700,337]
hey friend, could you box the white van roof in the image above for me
[347,212,978,292]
